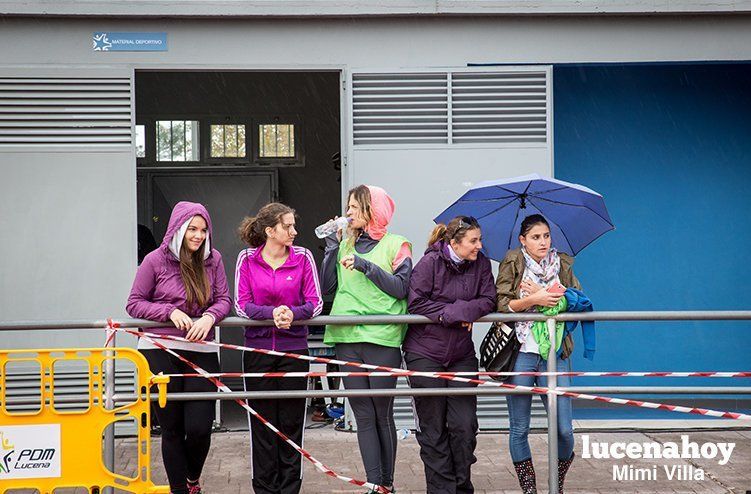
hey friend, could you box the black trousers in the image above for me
[141,349,219,492]
[243,349,309,494]
[405,352,479,494]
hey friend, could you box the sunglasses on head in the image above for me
[458,216,479,230]
[451,216,479,239]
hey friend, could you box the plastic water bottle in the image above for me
[315,217,350,239]
[397,428,412,440]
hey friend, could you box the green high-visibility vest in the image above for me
[324,233,410,348]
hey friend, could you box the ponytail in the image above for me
[427,216,480,247]
[237,202,296,248]
[427,224,448,246]
[238,216,265,247]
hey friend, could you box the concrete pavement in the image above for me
[115,426,751,493]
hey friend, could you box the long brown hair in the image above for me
[427,216,480,247]
[238,202,296,248]
[179,224,211,308]
[346,185,372,244]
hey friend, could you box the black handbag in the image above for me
[479,322,521,382]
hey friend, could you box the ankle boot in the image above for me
[558,452,575,493]
[513,458,537,494]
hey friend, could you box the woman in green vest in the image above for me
[321,184,412,494]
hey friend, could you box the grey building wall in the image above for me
[1,151,135,347]
[2,16,751,68]
[2,14,751,349]
[4,1,751,16]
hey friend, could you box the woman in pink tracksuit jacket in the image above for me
[234,202,323,494]
[126,201,231,494]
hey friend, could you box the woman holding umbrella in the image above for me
[496,214,579,494]
[434,174,610,494]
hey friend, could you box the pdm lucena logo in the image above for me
[0,431,14,474]
[0,425,61,479]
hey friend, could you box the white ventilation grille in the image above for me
[0,77,132,147]
[352,73,449,145]
[451,71,547,144]
[352,70,548,146]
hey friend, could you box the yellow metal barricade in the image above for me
[0,348,169,493]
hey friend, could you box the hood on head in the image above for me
[364,185,395,241]
[161,201,213,260]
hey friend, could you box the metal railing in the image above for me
[2,311,751,493]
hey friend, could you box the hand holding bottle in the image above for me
[315,216,350,239]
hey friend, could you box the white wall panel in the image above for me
[350,147,551,259]
[0,152,136,348]
[348,67,552,260]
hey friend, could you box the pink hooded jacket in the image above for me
[363,185,394,241]
[364,185,410,268]
[126,201,232,338]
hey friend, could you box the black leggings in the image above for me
[141,349,219,493]
[335,342,402,486]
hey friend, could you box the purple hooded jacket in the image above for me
[126,201,232,339]
[403,241,496,365]
[234,244,323,351]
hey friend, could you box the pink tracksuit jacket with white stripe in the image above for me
[234,244,323,351]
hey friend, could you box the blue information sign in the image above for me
[93,32,168,52]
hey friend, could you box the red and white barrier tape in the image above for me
[104,318,119,347]
[137,332,391,494]
[160,370,751,379]
[118,329,751,421]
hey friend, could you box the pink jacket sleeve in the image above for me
[290,249,324,321]
[126,254,175,322]
[204,252,231,323]
[234,249,275,320]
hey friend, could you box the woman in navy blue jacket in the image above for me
[403,216,496,494]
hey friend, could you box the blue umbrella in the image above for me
[434,173,614,259]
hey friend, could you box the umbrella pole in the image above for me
[546,317,560,494]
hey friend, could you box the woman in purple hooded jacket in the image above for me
[403,216,496,494]
[126,201,231,494]
[234,202,322,494]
